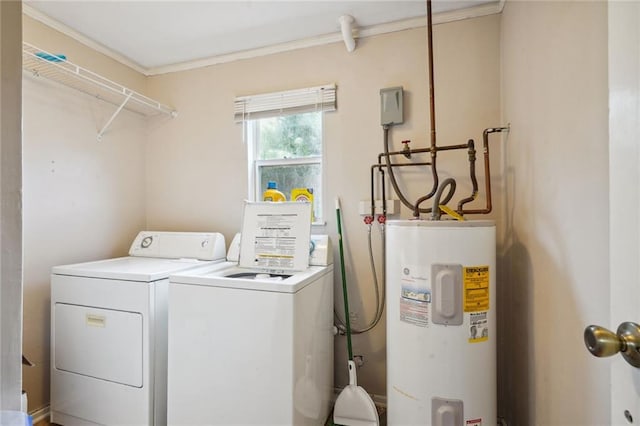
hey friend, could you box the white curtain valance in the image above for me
[234,84,336,122]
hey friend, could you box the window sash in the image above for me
[253,159,322,201]
[254,160,323,223]
[255,157,322,167]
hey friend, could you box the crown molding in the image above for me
[148,1,503,76]
[23,4,149,75]
[23,1,504,77]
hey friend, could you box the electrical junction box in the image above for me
[380,86,404,125]
[359,199,400,216]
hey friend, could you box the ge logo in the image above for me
[403,268,410,275]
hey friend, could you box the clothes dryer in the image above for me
[50,231,226,426]
[167,203,333,426]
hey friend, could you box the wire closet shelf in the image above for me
[22,42,177,138]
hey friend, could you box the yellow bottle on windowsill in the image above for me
[291,188,314,222]
[263,181,286,202]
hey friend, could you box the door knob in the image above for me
[584,322,640,368]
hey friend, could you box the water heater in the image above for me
[386,220,496,426]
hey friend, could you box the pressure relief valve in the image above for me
[402,140,412,158]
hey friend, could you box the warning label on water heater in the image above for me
[466,418,482,426]
[399,264,430,327]
[400,297,429,327]
[469,311,489,343]
[463,265,490,312]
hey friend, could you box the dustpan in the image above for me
[333,198,380,426]
[333,360,379,426]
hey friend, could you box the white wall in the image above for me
[22,17,149,411]
[499,1,609,424]
[146,15,502,397]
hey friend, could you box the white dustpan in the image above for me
[333,363,379,426]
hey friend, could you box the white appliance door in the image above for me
[54,303,143,387]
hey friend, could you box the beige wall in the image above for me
[22,18,149,411]
[146,15,502,397]
[19,4,612,424]
[499,1,609,425]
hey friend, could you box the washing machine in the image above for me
[50,231,226,426]
[167,202,334,426]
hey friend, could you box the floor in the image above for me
[33,408,387,426]
[35,405,387,426]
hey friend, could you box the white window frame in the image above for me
[237,84,335,225]
[246,113,325,223]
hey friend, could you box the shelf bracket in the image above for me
[97,92,133,141]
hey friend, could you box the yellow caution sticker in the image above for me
[463,266,489,312]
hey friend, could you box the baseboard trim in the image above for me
[30,404,50,424]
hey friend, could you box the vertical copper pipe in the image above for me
[427,0,436,152]
[482,129,493,214]
[459,127,509,215]
[457,139,478,212]
[411,0,439,217]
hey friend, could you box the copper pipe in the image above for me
[457,139,478,212]
[422,0,439,216]
[427,0,436,152]
[375,127,506,217]
[374,0,441,218]
[378,142,469,161]
[458,127,509,215]
[377,162,433,168]
[435,143,470,151]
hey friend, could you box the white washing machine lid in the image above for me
[238,202,312,272]
[170,264,332,293]
[52,256,219,282]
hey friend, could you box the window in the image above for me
[235,85,336,223]
[248,112,323,221]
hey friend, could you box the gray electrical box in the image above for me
[380,86,404,125]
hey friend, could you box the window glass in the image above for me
[249,112,323,222]
[256,113,322,159]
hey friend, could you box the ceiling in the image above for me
[24,1,500,74]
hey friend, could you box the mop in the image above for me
[333,198,380,426]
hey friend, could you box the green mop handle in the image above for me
[336,198,354,361]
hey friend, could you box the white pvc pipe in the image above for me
[339,15,356,53]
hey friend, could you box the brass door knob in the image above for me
[584,322,640,368]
